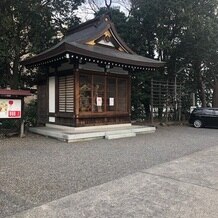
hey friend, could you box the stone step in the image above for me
[105,129,134,135]
[65,132,105,143]
[29,127,64,139]
[29,125,156,142]
[46,123,132,132]
[132,126,156,134]
[105,132,136,140]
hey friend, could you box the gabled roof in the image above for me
[21,15,165,69]
[65,15,134,54]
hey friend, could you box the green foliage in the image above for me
[0,119,19,129]
[0,0,84,89]
[131,72,152,120]
[128,0,218,113]
[24,99,37,127]
[131,69,166,120]
[94,7,129,41]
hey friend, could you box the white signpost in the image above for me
[0,99,22,119]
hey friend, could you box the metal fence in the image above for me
[151,79,182,123]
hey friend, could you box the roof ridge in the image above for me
[66,14,110,36]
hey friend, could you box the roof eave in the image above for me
[21,42,165,68]
[20,42,68,66]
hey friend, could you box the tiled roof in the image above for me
[21,15,165,68]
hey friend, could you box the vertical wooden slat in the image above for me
[58,74,74,113]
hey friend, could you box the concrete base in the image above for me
[29,124,155,142]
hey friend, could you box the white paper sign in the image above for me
[0,99,21,118]
[109,97,114,106]
[96,97,102,106]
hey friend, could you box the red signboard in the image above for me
[8,111,21,118]
[0,99,22,118]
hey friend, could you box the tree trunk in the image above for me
[193,61,206,107]
[10,58,20,89]
[212,78,218,107]
[198,75,206,107]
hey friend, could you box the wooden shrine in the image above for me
[22,15,164,127]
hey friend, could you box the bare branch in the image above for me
[105,0,112,9]
[88,0,100,12]
[113,0,132,12]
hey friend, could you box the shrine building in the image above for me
[22,15,164,127]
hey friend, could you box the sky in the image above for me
[76,0,131,22]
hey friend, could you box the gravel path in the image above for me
[0,125,217,217]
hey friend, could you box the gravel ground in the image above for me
[0,125,217,217]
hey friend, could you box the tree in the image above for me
[128,0,218,109]
[85,0,131,15]
[176,0,218,106]
[94,7,129,41]
[0,0,84,89]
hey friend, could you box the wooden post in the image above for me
[178,84,182,122]
[212,78,218,107]
[166,80,169,122]
[174,75,177,120]
[158,82,161,120]
[151,79,153,124]
[74,67,80,127]
[20,119,25,138]
[20,98,25,137]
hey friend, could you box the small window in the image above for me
[59,75,74,112]
[117,79,127,112]
[93,76,105,112]
[107,78,116,111]
[203,109,213,115]
[79,73,129,113]
[213,109,218,115]
[79,74,92,112]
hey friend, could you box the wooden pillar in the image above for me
[74,67,80,127]
[151,79,154,124]
[178,84,182,121]
[166,80,169,122]
[20,98,25,138]
[128,74,131,121]
[213,78,218,107]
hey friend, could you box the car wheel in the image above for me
[193,119,203,128]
